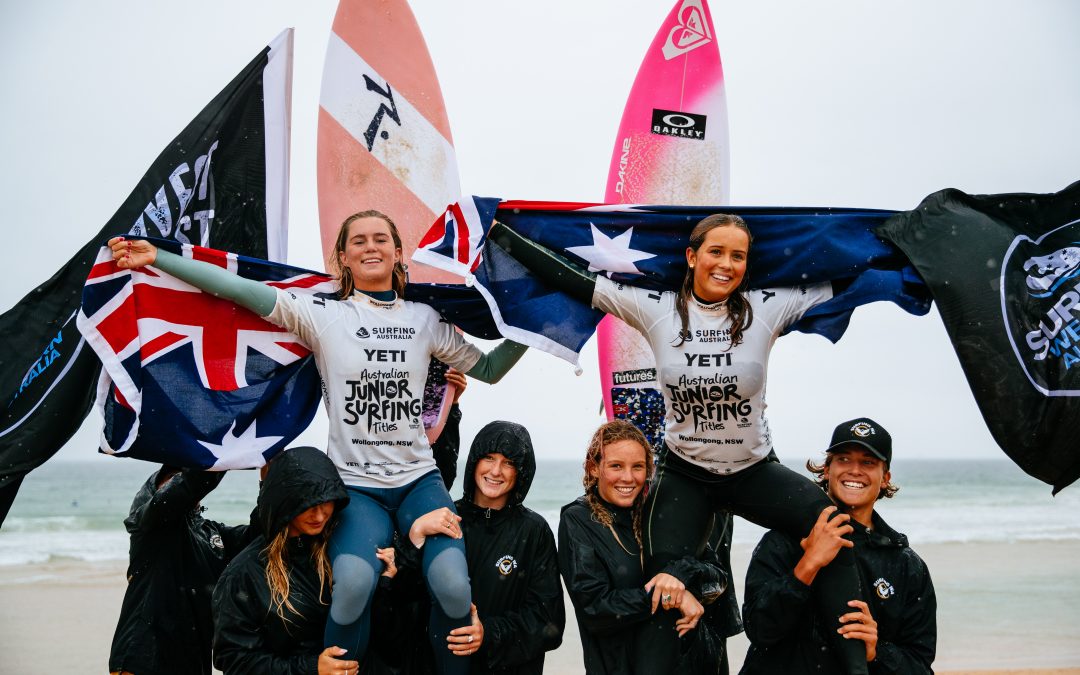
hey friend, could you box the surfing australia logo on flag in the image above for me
[1002,218,1080,394]
[878,181,1080,492]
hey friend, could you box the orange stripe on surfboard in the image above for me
[317,108,458,285]
[330,0,453,144]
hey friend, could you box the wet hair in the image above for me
[264,510,336,623]
[330,210,407,300]
[675,214,754,348]
[582,420,655,550]
[806,452,899,501]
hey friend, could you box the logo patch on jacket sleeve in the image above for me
[873,576,895,599]
[210,534,225,550]
[495,554,518,576]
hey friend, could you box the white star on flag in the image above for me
[566,224,656,275]
[202,420,283,470]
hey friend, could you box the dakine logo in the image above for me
[651,109,707,141]
[613,368,658,385]
[495,554,518,576]
[355,327,370,339]
[662,0,712,60]
[850,422,875,438]
[1002,218,1080,395]
[873,577,895,600]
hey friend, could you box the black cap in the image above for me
[825,418,892,467]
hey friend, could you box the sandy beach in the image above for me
[2,540,1077,673]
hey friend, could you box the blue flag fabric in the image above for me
[77,238,500,470]
[418,199,932,365]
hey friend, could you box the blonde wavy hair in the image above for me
[582,420,655,552]
[263,517,336,624]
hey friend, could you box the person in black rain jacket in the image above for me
[558,421,727,675]
[212,446,398,674]
[740,418,936,675]
[450,420,564,675]
[109,466,255,675]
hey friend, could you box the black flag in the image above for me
[0,31,294,524]
[878,181,1080,493]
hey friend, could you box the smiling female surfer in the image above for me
[110,211,526,674]
[558,420,725,674]
[494,214,870,675]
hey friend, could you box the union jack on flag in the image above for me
[413,196,501,276]
[76,239,333,470]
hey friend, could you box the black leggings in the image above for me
[637,450,868,675]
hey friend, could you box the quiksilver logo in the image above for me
[1002,218,1080,395]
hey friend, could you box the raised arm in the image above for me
[465,340,528,384]
[487,222,596,304]
[109,237,276,316]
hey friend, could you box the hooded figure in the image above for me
[109,467,255,675]
[454,421,564,675]
[212,447,352,674]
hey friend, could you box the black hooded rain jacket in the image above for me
[212,447,350,674]
[455,420,565,675]
[108,468,254,675]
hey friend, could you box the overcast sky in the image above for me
[2,1,1078,468]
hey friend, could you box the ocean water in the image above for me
[1,457,1078,567]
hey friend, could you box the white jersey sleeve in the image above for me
[422,306,483,373]
[592,275,675,335]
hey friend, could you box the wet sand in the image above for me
[2,540,1079,672]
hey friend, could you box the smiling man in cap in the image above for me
[739,417,937,674]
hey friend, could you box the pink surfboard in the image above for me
[598,0,730,445]
[317,0,459,441]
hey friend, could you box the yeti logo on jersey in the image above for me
[495,554,518,576]
[355,327,370,339]
[873,577,895,600]
[210,534,225,550]
[851,421,876,438]
[1001,218,1080,394]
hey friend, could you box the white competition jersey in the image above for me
[268,289,481,488]
[594,276,831,474]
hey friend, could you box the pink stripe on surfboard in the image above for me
[599,0,730,421]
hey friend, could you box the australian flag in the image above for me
[77,239,330,470]
[417,198,933,365]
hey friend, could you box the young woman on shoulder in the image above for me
[112,211,526,674]
[496,214,869,674]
